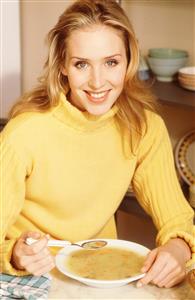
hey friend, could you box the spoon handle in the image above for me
[25,237,72,247]
[133,273,146,281]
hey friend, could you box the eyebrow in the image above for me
[70,54,122,60]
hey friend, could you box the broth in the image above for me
[66,247,145,280]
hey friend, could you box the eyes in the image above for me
[106,59,119,67]
[74,59,119,70]
[75,61,88,69]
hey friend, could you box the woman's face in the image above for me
[63,25,128,116]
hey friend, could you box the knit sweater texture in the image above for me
[0,94,194,275]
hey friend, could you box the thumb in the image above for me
[20,231,41,242]
[141,248,158,273]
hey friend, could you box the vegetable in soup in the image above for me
[66,247,145,280]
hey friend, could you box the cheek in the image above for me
[109,67,127,87]
[69,71,89,89]
[110,73,126,87]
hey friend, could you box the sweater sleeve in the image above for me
[0,129,30,275]
[132,112,195,267]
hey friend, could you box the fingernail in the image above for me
[46,234,50,240]
[137,282,143,288]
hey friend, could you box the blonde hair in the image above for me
[10,0,157,145]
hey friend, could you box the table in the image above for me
[48,268,195,299]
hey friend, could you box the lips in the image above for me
[85,90,111,103]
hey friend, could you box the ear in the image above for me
[61,66,67,76]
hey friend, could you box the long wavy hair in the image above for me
[9,0,157,148]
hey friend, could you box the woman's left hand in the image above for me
[137,238,191,288]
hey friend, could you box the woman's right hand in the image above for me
[11,231,55,276]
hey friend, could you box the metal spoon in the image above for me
[26,237,107,250]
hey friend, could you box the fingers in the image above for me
[137,252,168,287]
[31,261,55,277]
[155,267,186,288]
[23,251,55,276]
[20,231,41,242]
[137,246,187,289]
[137,238,190,289]
[137,248,158,287]
[19,246,51,267]
[141,248,158,273]
[16,233,49,256]
[11,231,54,275]
[27,235,49,255]
[151,255,178,285]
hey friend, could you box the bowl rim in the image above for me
[147,56,188,61]
[178,66,195,75]
[149,48,188,53]
[148,48,188,58]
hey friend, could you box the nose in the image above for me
[88,66,105,90]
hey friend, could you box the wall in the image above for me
[123,0,195,64]
[20,0,74,92]
[1,0,21,118]
[193,0,195,63]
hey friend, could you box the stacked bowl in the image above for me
[147,48,188,82]
[178,67,195,91]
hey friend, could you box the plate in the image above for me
[55,239,150,288]
[175,130,195,185]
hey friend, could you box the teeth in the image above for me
[88,91,107,99]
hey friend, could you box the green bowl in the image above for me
[148,48,188,59]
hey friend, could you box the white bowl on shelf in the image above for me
[178,66,195,91]
[179,66,195,76]
[147,56,188,82]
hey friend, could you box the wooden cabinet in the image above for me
[116,192,157,248]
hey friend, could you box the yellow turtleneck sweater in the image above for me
[0,94,194,275]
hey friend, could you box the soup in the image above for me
[66,247,145,280]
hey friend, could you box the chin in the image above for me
[86,103,112,116]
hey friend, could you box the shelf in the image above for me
[152,81,195,109]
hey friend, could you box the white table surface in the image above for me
[48,268,195,300]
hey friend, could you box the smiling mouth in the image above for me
[84,90,111,103]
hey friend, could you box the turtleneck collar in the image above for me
[52,93,119,131]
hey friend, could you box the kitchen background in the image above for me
[1,0,195,248]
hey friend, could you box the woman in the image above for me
[1,0,194,289]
